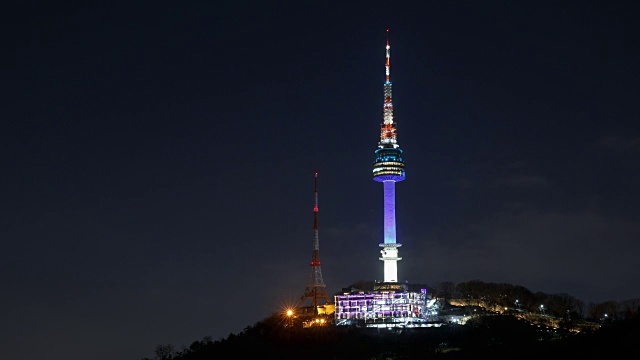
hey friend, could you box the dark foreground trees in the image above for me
[143,313,640,360]
[142,280,640,359]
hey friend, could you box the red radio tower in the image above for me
[298,172,330,313]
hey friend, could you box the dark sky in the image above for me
[4,1,640,359]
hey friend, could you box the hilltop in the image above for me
[143,280,640,359]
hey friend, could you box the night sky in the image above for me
[4,1,640,359]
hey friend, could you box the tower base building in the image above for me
[334,285,442,328]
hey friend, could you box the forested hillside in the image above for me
[142,280,640,360]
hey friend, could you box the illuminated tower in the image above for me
[372,30,406,284]
[299,172,330,312]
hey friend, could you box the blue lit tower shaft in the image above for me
[300,172,330,312]
[372,30,405,283]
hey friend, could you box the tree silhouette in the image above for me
[154,343,174,360]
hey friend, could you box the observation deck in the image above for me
[373,146,405,182]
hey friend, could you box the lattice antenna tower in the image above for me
[299,172,330,312]
[372,29,406,283]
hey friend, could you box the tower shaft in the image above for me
[300,172,330,312]
[373,30,405,284]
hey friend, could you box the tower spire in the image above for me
[299,172,330,313]
[373,30,406,284]
[379,28,398,147]
[385,28,391,85]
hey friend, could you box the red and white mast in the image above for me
[299,172,330,312]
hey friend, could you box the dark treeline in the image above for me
[143,280,640,360]
[355,279,640,321]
